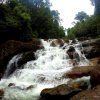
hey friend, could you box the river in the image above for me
[0,39,89,100]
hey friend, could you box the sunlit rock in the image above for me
[89,57,100,66]
[71,85,100,100]
[64,66,92,79]
[41,84,81,100]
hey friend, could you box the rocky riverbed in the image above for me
[0,38,100,100]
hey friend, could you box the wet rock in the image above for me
[26,85,34,90]
[90,66,100,88]
[8,83,15,87]
[0,89,4,99]
[67,46,75,53]
[0,39,42,74]
[64,66,92,79]
[68,76,90,90]
[8,83,35,90]
[18,51,35,67]
[50,39,64,47]
[5,51,36,77]
[64,65,100,88]
[32,38,42,46]
[63,38,69,43]
[71,85,100,100]
[40,84,81,100]
[89,57,100,66]
[97,58,100,65]
[67,46,80,66]
[66,71,90,79]
[84,46,100,59]
[0,73,2,79]
[81,38,100,59]
[71,39,78,44]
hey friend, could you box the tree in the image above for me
[51,10,60,23]
[75,11,89,22]
[0,0,65,42]
[0,0,33,43]
[19,0,65,38]
[67,15,100,39]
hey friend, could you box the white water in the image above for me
[0,39,89,100]
[3,54,22,78]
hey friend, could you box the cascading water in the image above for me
[0,39,89,100]
[3,54,22,78]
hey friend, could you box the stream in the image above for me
[0,39,89,100]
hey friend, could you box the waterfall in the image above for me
[0,39,89,100]
[3,54,22,78]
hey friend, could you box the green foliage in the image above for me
[75,11,89,22]
[67,15,100,38]
[20,0,65,38]
[68,0,100,39]
[0,0,65,44]
[0,0,33,43]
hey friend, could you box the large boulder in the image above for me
[64,66,93,79]
[40,84,81,100]
[90,66,100,88]
[0,39,42,76]
[81,38,100,59]
[17,51,35,67]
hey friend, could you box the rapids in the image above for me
[0,39,89,100]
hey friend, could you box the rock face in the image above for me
[64,66,93,79]
[67,46,80,66]
[18,51,35,66]
[40,84,81,100]
[89,57,100,66]
[0,39,42,76]
[68,38,100,59]
[4,51,36,77]
[90,66,100,88]
[81,38,100,59]
[71,85,100,100]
